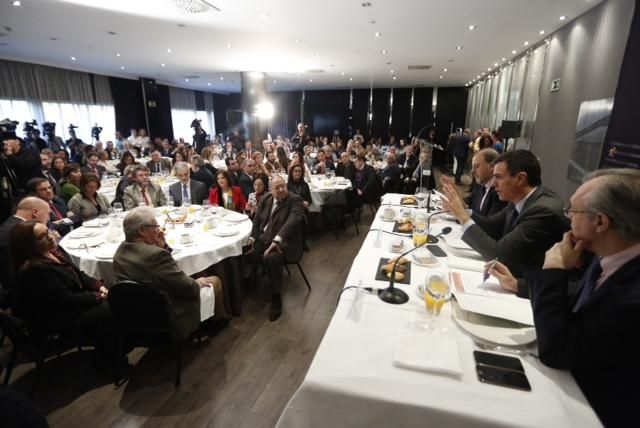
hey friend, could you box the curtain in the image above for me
[169,86,215,142]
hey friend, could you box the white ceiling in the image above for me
[0,0,602,93]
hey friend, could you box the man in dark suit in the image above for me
[146,151,173,174]
[488,168,640,427]
[353,155,380,205]
[291,123,312,156]
[335,152,356,182]
[247,175,304,321]
[40,152,61,195]
[113,207,227,339]
[27,177,78,236]
[225,157,240,186]
[381,152,402,194]
[237,159,255,199]
[464,148,508,216]
[3,133,43,195]
[81,152,107,177]
[443,150,569,295]
[169,162,208,207]
[397,145,419,182]
[190,155,215,190]
[450,129,471,184]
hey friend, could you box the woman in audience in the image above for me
[200,147,219,176]
[209,169,246,212]
[10,221,116,364]
[59,163,82,202]
[56,149,69,162]
[116,151,138,175]
[96,150,118,175]
[104,141,118,160]
[68,174,111,222]
[252,152,270,177]
[289,152,311,181]
[50,156,66,182]
[246,174,269,218]
[276,146,289,173]
[287,164,312,210]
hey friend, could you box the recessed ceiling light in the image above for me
[115,53,121,57]
[468,25,475,30]
[315,53,321,57]
[161,63,165,67]
[481,72,485,76]
[374,32,381,37]
[392,76,397,80]
[185,78,189,82]
[12,1,21,6]
[70,56,76,61]
[501,58,506,61]
[539,30,545,35]
[439,75,444,79]
[477,75,480,78]
[381,50,387,54]
[456,46,462,50]
[390,70,394,73]
[559,15,567,21]
[207,82,211,86]
[487,67,491,71]
[512,50,517,54]
[219,76,224,80]
[273,80,277,83]
[309,78,313,82]
[341,72,345,75]
[523,41,529,46]
[349,77,353,81]
[493,63,498,67]
[294,39,299,43]
[167,48,172,53]
[443,68,448,72]
[120,66,125,70]
[226,44,232,48]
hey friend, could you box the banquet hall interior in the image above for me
[0,0,639,427]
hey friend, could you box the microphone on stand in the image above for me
[378,223,452,305]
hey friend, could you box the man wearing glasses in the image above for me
[113,207,227,339]
[442,150,569,297]
[122,165,167,211]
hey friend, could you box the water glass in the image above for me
[113,202,123,216]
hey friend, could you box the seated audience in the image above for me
[238,158,256,199]
[122,165,167,210]
[27,178,77,235]
[50,156,66,183]
[116,151,138,175]
[247,175,304,321]
[113,164,136,207]
[442,150,569,296]
[113,207,227,338]
[287,164,312,210]
[68,174,111,222]
[405,150,434,193]
[96,150,118,175]
[276,146,289,172]
[464,148,508,216]
[489,168,640,427]
[81,152,107,177]
[264,151,281,176]
[146,150,172,174]
[10,221,115,364]
[40,152,61,195]
[209,170,246,212]
[335,151,356,183]
[59,163,82,202]
[225,157,240,185]
[381,152,402,193]
[312,150,333,175]
[353,155,380,204]
[200,147,219,177]
[246,174,269,218]
[190,155,215,190]
[169,162,208,207]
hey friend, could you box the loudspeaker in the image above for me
[501,120,522,139]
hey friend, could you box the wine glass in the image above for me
[415,187,428,209]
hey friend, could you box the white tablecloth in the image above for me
[276,194,600,428]
[308,175,352,213]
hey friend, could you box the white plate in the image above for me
[411,253,440,267]
[222,212,249,223]
[451,301,537,346]
[212,227,239,237]
[67,229,102,239]
[63,237,103,249]
[378,216,396,222]
[94,249,114,260]
[83,219,102,228]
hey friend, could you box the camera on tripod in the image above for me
[0,118,19,134]
[22,119,38,137]
[91,123,102,141]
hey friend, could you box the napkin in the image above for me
[393,327,463,377]
[200,286,215,321]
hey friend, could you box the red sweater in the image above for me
[208,186,246,212]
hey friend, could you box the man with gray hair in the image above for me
[190,155,215,190]
[146,150,172,174]
[122,165,166,210]
[113,207,227,339]
[465,148,508,216]
[169,162,207,207]
[488,168,640,426]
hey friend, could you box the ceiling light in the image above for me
[340,72,345,75]
[559,15,567,21]
[381,50,387,54]
[349,77,353,81]
[374,32,381,37]
[71,56,76,61]
[493,63,498,67]
[476,75,480,78]
[315,53,321,57]
[512,50,517,54]
[309,78,313,82]
[115,53,121,57]
[219,76,224,80]
[120,66,125,70]
[161,63,166,67]
[226,44,232,48]
[487,67,491,71]
[12,1,21,6]
[439,75,444,79]
[392,76,397,80]
[501,58,506,61]
[207,82,211,86]
[523,41,529,46]
[273,80,277,83]
[390,70,394,74]
[456,46,462,50]
[481,72,485,76]
[443,68,448,72]
[468,25,475,30]
[167,48,172,53]
[294,39,299,43]
[185,78,189,82]
[539,30,545,35]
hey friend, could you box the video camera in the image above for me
[42,121,56,136]
[91,123,102,141]
[190,118,202,129]
[0,118,19,135]
[22,119,38,136]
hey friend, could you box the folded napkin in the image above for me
[200,286,215,322]
[393,327,463,377]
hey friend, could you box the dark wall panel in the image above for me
[371,88,391,138]
[269,91,301,138]
[304,90,350,137]
[390,88,412,141]
[435,87,468,142]
[411,87,434,137]
[109,76,145,136]
[351,89,370,139]
[154,84,173,140]
[212,93,241,135]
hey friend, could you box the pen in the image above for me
[483,258,498,282]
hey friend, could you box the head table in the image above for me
[276,193,600,428]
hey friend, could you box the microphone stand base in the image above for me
[378,287,409,305]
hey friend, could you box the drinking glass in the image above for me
[113,202,123,216]
[423,273,452,330]
[167,196,175,210]
[415,187,428,209]
[183,195,191,209]
[412,212,428,247]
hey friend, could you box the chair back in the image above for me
[108,280,177,341]
[0,309,29,348]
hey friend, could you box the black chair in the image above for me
[108,281,199,389]
[284,256,312,291]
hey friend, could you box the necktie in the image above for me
[573,258,603,312]
[50,201,63,220]
[156,163,161,173]
[92,166,97,175]
[182,184,189,200]
[141,188,150,206]
[503,206,519,234]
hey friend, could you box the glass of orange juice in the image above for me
[424,274,451,327]
[412,213,428,247]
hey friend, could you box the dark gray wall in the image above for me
[531,0,635,201]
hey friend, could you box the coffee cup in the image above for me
[179,233,192,244]
[382,207,395,221]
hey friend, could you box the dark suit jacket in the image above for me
[526,255,640,427]
[398,154,419,179]
[451,134,471,158]
[381,163,402,194]
[113,241,201,340]
[354,164,381,203]
[48,196,79,236]
[251,193,304,262]
[191,167,215,190]
[81,164,107,177]
[335,162,356,183]
[465,182,508,217]
[462,186,569,279]
[238,172,254,199]
[146,158,172,174]
[0,216,23,304]
[169,180,208,207]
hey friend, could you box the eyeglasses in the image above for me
[142,223,160,229]
[563,207,592,218]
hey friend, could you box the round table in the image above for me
[59,207,252,286]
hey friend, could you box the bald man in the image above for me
[0,196,51,307]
